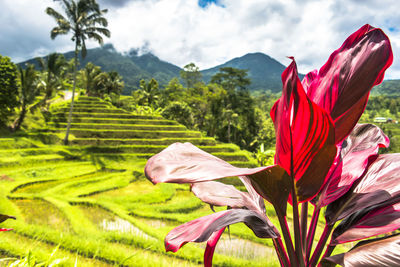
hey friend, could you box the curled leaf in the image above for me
[323,234,400,267]
[331,201,400,245]
[326,153,400,224]
[316,123,389,208]
[165,209,279,253]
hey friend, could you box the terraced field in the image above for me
[0,96,280,266]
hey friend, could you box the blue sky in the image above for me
[0,0,399,79]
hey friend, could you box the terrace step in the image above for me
[51,117,179,125]
[70,137,217,146]
[57,108,129,114]
[52,112,164,120]
[50,128,202,139]
[49,122,187,131]
[0,154,65,167]
[76,144,238,154]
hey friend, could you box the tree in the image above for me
[136,78,159,108]
[180,63,202,88]
[210,67,251,91]
[12,64,40,131]
[46,0,110,145]
[80,62,102,96]
[103,71,124,96]
[0,55,19,128]
[36,53,67,105]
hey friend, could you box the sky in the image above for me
[1,0,399,79]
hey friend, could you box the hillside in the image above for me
[371,79,400,97]
[0,96,282,266]
[201,52,286,92]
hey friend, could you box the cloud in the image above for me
[0,0,399,79]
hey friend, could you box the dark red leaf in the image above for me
[323,234,400,267]
[145,142,268,184]
[331,201,400,245]
[270,59,336,202]
[165,209,279,253]
[191,181,263,213]
[247,165,291,215]
[204,227,225,267]
[315,124,389,208]
[326,153,400,224]
[304,24,393,143]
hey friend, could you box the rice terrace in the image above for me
[1,0,400,266]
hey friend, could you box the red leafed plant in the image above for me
[145,24,395,267]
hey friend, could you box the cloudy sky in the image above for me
[1,0,399,78]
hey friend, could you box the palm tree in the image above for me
[36,53,67,106]
[46,0,110,145]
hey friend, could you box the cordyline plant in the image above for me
[145,24,396,266]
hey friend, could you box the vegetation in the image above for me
[0,55,19,128]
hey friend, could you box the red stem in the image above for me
[309,224,334,266]
[276,208,297,266]
[273,238,290,267]
[301,202,308,250]
[306,206,320,263]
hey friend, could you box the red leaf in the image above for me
[316,124,389,208]
[326,153,400,224]
[323,234,400,267]
[165,209,279,253]
[271,59,336,202]
[145,142,268,184]
[331,202,400,245]
[304,24,393,143]
[204,227,225,267]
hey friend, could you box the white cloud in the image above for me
[0,0,399,79]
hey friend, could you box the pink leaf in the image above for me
[165,209,279,253]
[145,142,268,184]
[305,24,393,143]
[191,181,263,213]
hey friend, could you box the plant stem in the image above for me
[301,202,308,249]
[273,238,290,267]
[291,181,305,267]
[289,121,305,267]
[276,208,297,266]
[306,206,320,263]
[309,224,334,266]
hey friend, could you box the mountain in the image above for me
[20,44,181,94]
[371,79,400,97]
[20,46,294,94]
[201,52,286,92]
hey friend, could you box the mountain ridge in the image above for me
[19,45,399,96]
